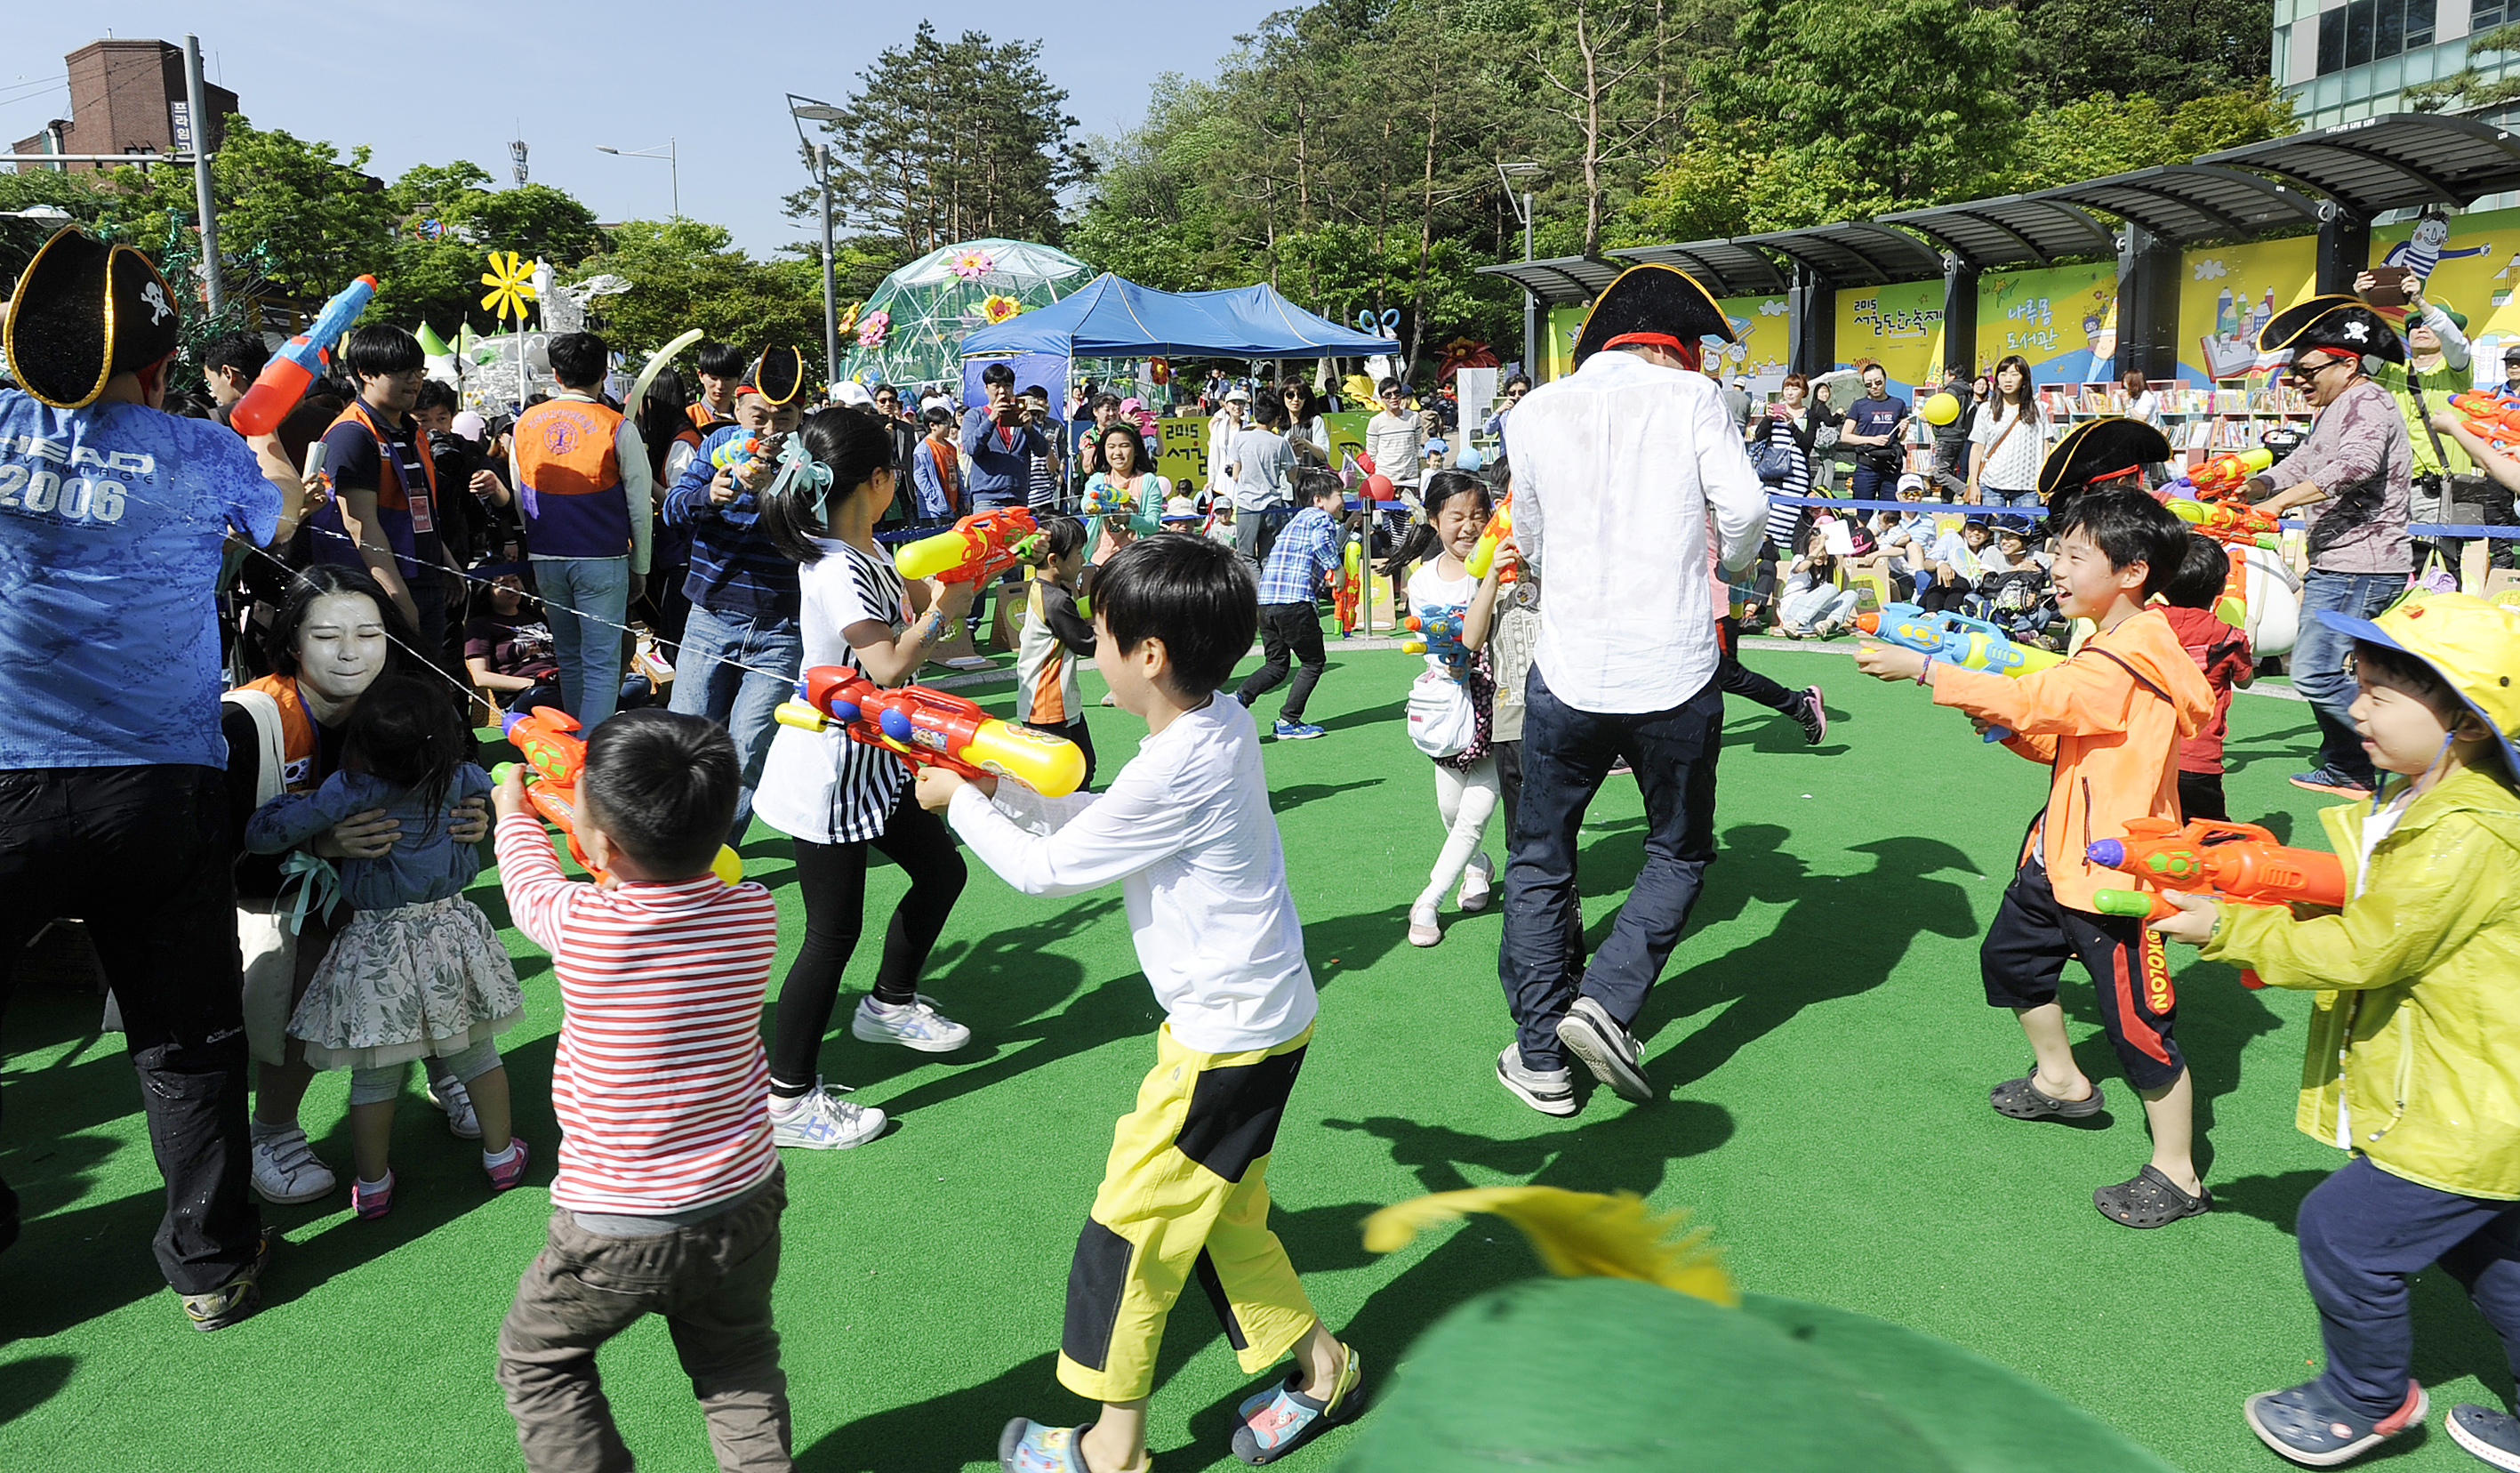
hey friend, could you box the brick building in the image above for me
[10,39,238,169]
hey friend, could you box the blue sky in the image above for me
[2,4,1275,255]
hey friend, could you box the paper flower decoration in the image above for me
[855,310,890,349]
[951,247,997,280]
[479,251,536,321]
[980,294,1024,324]
[838,301,862,334]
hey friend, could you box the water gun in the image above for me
[895,506,1046,584]
[494,706,741,887]
[1854,603,2063,742]
[2088,817,2347,988]
[1081,481,1158,538]
[230,275,378,438]
[709,433,773,479]
[1400,609,1472,666]
[1465,491,1517,583]
[2168,497,2283,547]
[1334,537,1360,634]
[2163,447,2272,502]
[2449,390,2520,450]
[774,665,1084,796]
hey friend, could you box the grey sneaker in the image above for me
[1556,997,1655,1103]
[852,994,972,1052]
[426,1072,483,1139]
[1497,1045,1577,1116]
[249,1126,336,1205]
[768,1079,887,1150]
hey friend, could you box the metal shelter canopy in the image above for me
[2044,165,2323,245]
[1477,255,1625,306]
[1730,222,1943,286]
[1881,194,2115,270]
[2199,113,2520,216]
[1608,238,1789,295]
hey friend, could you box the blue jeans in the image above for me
[668,603,803,841]
[1979,487,2042,509]
[1850,461,1900,503]
[2294,569,2404,785]
[532,558,630,732]
[1498,667,1722,1072]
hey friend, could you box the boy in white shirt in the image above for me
[917,535,1358,1473]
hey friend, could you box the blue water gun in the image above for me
[1401,608,1472,668]
[1854,603,2063,742]
[231,274,378,437]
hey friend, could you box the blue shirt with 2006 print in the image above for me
[0,391,279,770]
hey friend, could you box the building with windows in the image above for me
[8,38,236,170]
[2274,0,2520,126]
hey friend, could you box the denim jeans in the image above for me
[1850,462,1900,503]
[1499,668,1722,1072]
[668,603,804,842]
[2294,569,2405,785]
[1778,584,1858,632]
[1979,487,2042,509]
[533,557,631,732]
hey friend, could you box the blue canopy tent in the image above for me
[958,273,1400,365]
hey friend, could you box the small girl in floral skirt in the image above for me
[245,675,526,1219]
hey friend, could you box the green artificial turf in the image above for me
[4,638,2509,1472]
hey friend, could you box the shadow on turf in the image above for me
[0,1353,73,1428]
[1269,778,1384,814]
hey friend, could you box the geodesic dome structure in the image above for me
[837,237,1089,390]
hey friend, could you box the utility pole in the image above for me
[181,35,222,317]
[820,146,839,391]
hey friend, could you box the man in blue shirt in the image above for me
[959,361,1045,649]
[0,229,281,1329]
[1234,471,1348,739]
[1839,362,1912,503]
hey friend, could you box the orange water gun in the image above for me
[2450,391,2520,450]
[1334,536,1360,634]
[774,665,1085,796]
[2089,817,2347,987]
[894,506,1045,584]
[494,706,741,885]
[2166,497,2283,626]
[1465,491,1518,584]
[2164,447,2272,502]
[231,275,378,438]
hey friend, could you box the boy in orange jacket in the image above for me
[1858,487,2216,1228]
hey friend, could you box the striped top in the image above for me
[1016,573,1095,727]
[753,537,914,845]
[494,811,780,1214]
[659,423,804,617]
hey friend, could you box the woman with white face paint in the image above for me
[221,566,492,1206]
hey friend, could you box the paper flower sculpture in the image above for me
[980,294,1024,324]
[839,301,862,334]
[479,251,536,321]
[855,309,890,348]
[951,248,996,280]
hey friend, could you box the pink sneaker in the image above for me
[351,1171,395,1220]
[485,1140,531,1193]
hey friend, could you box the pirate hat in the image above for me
[2037,416,2171,510]
[2256,294,2406,366]
[738,345,807,406]
[3,227,185,409]
[1572,263,1734,370]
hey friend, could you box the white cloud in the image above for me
[2193,259,2229,281]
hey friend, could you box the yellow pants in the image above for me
[1055,1024,1320,1404]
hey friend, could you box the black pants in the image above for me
[2298,1155,2520,1421]
[1236,602,1327,723]
[1979,846,2184,1091]
[2176,769,2227,824]
[0,764,262,1293]
[1499,669,1721,1072]
[769,788,967,1090]
[1494,737,1523,845]
[1716,616,1800,713]
[1024,718,1097,792]
[1916,578,1971,615]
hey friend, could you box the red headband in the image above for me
[1601,332,1703,370]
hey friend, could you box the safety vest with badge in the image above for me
[511,396,632,560]
[320,399,440,576]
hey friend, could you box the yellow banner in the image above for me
[1707,294,1794,387]
[1835,279,1945,394]
[2176,236,2319,382]
[2373,204,2520,389]
[1542,304,1586,382]
[1976,262,2122,385]
[1156,415,1208,488]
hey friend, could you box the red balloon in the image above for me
[1363,473,1396,502]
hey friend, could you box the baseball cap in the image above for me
[451,410,487,443]
[1225,387,1251,403]
[1730,375,1750,388]
[1896,471,1926,494]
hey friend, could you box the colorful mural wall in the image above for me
[1835,279,1946,395]
[2174,236,2320,384]
[2373,204,2520,388]
[1975,262,2122,385]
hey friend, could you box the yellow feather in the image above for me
[1360,1187,1738,1307]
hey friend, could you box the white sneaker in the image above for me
[1457,854,1495,913]
[768,1079,887,1150]
[426,1073,483,1139]
[1407,902,1441,947]
[852,994,973,1053]
[250,1126,338,1204]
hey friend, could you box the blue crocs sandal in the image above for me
[2451,1403,2520,1471]
[2244,1380,2427,1467]
[1230,1345,1365,1465]
[999,1419,1093,1473]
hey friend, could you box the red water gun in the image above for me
[2089,817,2347,987]
[494,706,742,885]
[2450,390,2520,449]
[894,506,1045,584]
[774,665,1085,796]
[231,275,378,438]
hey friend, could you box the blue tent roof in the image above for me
[959,273,1400,359]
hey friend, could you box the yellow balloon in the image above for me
[1922,391,1962,427]
[710,843,744,887]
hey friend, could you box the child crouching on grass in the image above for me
[917,535,1359,1473]
[2147,593,2520,1472]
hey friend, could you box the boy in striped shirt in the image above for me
[492,710,793,1473]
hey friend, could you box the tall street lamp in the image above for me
[596,139,678,217]
[1498,161,1544,380]
[789,97,847,391]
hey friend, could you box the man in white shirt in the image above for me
[1497,264,1767,1118]
[1226,395,1298,567]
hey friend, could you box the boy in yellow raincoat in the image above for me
[2150,592,2520,1471]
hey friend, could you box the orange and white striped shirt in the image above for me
[495,812,779,1214]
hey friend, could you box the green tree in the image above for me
[2406,22,2520,113]
[2012,81,2299,189]
[2016,0,2275,109]
[98,117,397,301]
[567,219,821,358]
[378,163,607,332]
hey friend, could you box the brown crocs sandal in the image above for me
[1988,1067,2105,1121]
[2094,1164,2210,1228]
